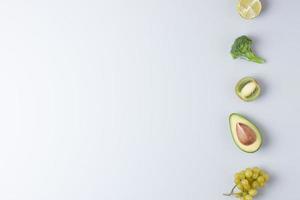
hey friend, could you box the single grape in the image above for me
[235,177,241,184]
[243,184,250,191]
[257,176,265,184]
[241,179,250,190]
[241,179,249,186]
[260,171,269,181]
[245,169,253,178]
[252,172,259,179]
[259,181,265,187]
[237,184,244,191]
[252,167,260,173]
[244,195,253,200]
[263,173,270,182]
[248,189,257,197]
[235,173,241,179]
[259,169,266,175]
[234,192,243,198]
[239,171,246,179]
[252,181,259,189]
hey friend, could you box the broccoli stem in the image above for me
[249,56,265,64]
[246,53,265,64]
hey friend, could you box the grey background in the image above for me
[0,0,298,199]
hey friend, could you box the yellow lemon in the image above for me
[237,0,262,19]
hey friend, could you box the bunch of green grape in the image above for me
[224,167,269,200]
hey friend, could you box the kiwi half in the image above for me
[235,77,261,102]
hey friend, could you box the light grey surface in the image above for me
[0,0,299,199]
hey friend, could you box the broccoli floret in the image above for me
[231,35,265,64]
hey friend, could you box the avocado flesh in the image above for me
[229,113,262,153]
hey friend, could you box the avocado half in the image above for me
[229,113,263,153]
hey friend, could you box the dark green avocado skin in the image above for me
[229,113,263,153]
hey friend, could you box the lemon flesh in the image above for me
[237,0,262,19]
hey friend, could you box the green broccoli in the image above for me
[230,35,265,64]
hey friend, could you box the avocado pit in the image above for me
[236,123,257,145]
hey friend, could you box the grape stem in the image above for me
[223,185,237,196]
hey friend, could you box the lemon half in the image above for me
[237,0,262,20]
